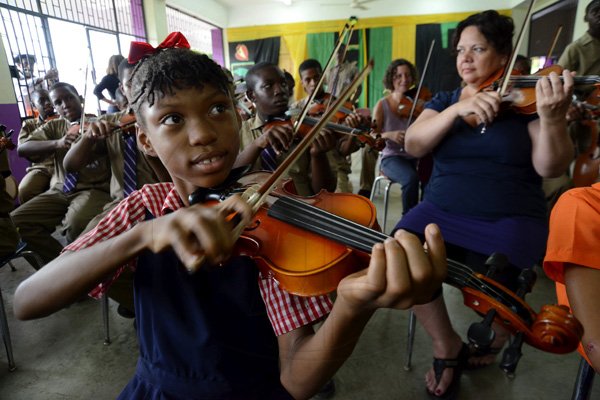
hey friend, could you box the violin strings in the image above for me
[268,197,532,322]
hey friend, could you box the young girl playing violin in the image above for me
[395,10,574,399]
[13,45,447,400]
[373,59,428,215]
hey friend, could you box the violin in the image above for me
[0,124,16,152]
[396,86,432,119]
[477,64,600,115]
[264,113,385,151]
[306,93,355,123]
[573,87,600,187]
[191,169,583,357]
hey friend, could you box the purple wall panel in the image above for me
[0,103,27,182]
[211,28,224,66]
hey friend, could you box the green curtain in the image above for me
[368,27,392,110]
[307,32,335,69]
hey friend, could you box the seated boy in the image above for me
[17,88,58,203]
[11,82,112,264]
[236,62,337,196]
[14,46,446,399]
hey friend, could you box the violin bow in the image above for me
[293,19,356,136]
[543,25,563,69]
[80,62,90,135]
[479,0,536,134]
[406,39,435,126]
[498,0,536,98]
[185,60,374,273]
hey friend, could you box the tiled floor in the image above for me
[0,153,596,399]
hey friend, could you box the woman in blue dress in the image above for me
[395,10,574,399]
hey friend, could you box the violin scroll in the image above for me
[530,304,584,354]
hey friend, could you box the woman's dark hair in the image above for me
[452,10,514,56]
[382,59,417,91]
[129,48,232,121]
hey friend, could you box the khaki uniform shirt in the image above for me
[100,111,162,201]
[24,117,111,193]
[239,114,315,196]
[558,32,600,76]
[18,117,55,177]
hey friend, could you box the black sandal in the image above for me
[429,343,469,400]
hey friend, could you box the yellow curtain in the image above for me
[226,10,512,42]
[392,24,416,64]
[282,34,307,101]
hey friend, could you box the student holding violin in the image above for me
[13,45,448,400]
[395,10,574,399]
[291,58,356,193]
[373,59,429,215]
[17,88,58,204]
[237,61,337,196]
[11,82,113,265]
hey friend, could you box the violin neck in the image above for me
[302,116,366,135]
[510,75,600,87]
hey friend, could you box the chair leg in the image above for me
[102,295,111,345]
[383,180,393,233]
[404,309,416,371]
[20,250,45,270]
[0,288,16,371]
[572,357,595,400]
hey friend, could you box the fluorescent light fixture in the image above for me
[278,0,293,5]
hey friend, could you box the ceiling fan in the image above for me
[321,0,378,10]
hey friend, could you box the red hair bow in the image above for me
[128,32,191,64]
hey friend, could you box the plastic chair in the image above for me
[0,241,44,371]
[370,171,399,232]
[572,357,596,400]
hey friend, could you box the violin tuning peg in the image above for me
[500,332,524,378]
[467,309,496,351]
[515,267,537,298]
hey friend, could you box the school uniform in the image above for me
[17,116,56,203]
[65,183,333,399]
[10,117,112,264]
[0,152,19,258]
[290,96,350,193]
[239,114,337,196]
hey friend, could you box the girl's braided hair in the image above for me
[129,48,232,123]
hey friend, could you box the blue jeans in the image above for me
[380,156,419,215]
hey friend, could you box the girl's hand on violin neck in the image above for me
[144,194,252,270]
[456,90,501,126]
[260,123,293,154]
[337,224,447,312]
[310,128,337,156]
[536,69,574,122]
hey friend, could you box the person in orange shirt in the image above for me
[544,182,600,373]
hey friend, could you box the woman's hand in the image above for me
[455,90,502,126]
[337,223,447,311]
[381,130,406,145]
[536,69,574,123]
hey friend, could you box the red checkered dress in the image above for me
[64,183,332,335]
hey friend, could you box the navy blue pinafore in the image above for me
[118,214,292,399]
